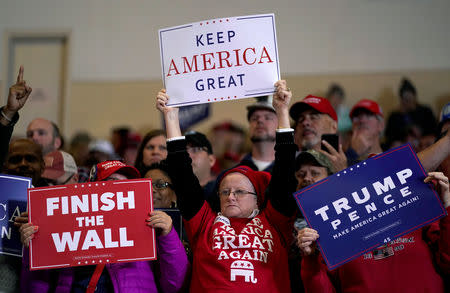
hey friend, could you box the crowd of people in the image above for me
[0,65,449,292]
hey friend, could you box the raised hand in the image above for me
[424,172,450,208]
[4,66,32,118]
[273,80,292,129]
[296,227,319,256]
[146,210,173,236]
[156,89,178,115]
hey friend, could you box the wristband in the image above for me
[1,110,12,122]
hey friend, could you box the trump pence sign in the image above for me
[28,179,155,270]
[159,13,280,106]
[294,144,447,270]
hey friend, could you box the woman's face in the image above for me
[142,135,167,167]
[144,169,176,209]
[219,172,258,218]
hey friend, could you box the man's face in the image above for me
[295,109,337,150]
[187,144,214,184]
[143,135,167,166]
[4,139,44,185]
[295,164,328,190]
[248,109,277,143]
[26,118,59,155]
[351,110,384,138]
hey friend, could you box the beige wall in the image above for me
[63,69,450,140]
[2,69,449,140]
[1,0,450,81]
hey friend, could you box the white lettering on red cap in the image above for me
[102,161,125,170]
[304,97,321,104]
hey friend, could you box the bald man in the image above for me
[26,118,62,155]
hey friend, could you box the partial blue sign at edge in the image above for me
[162,103,210,131]
[0,174,31,257]
[294,143,447,270]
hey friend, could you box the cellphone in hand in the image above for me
[321,134,339,152]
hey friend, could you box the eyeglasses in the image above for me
[218,189,257,198]
[186,146,208,154]
[152,179,173,190]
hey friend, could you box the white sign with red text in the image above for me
[28,179,155,270]
[159,13,280,106]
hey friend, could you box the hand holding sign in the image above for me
[19,222,38,248]
[424,172,450,208]
[296,227,319,256]
[273,80,292,129]
[13,211,29,228]
[146,210,173,236]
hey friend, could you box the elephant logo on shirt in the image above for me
[230,260,257,283]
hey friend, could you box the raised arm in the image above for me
[418,131,450,172]
[1,66,32,126]
[266,80,298,216]
[156,89,181,138]
[156,90,205,220]
[1,66,32,167]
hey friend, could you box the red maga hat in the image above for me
[91,160,141,181]
[349,99,383,119]
[289,95,338,122]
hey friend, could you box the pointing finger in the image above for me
[17,66,24,83]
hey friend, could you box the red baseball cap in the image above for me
[349,99,383,119]
[289,95,338,122]
[90,160,141,181]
